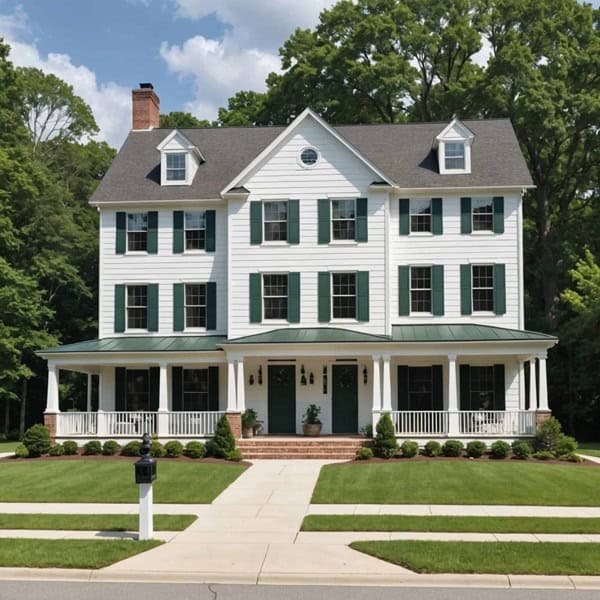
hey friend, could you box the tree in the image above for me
[218,91,268,126]
[159,112,212,128]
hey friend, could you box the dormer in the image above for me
[156,130,204,186]
[434,118,474,175]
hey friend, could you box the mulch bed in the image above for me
[347,454,598,467]
[0,453,251,466]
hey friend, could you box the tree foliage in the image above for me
[159,111,212,128]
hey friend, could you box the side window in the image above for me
[410,266,432,313]
[444,142,465,170]
[472,265,494,312]
[469,366,494,410]
[263,201,288,242]
[332,272,356,318]
[166,153,186,181]
[410,199,432,233]
[185,211,206,250]
[263,274,288,320]
[127,213,148,251]
[472,198,493,231]
[331,199,356,240]
[183,369,209,410]
[185,283,206,328]
[126,285,148,329]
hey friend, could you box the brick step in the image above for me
[241,452,356,459]
[238,445,364,452]
[238,439,369,447]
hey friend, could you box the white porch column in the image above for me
[381,354,392,412]
[528,358,538,411]
[226,359,237,411]
[518,359,526,411]
[371,355,381,431]
[537,352,549,411]
[86,373,93,413]
[447,353,459,436]
[236,359,246,412]
[96,370,106,437]
[46,363,60,413]
[157,362,169,437]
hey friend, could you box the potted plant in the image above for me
[302,404,322,437]
[241,408,258,438]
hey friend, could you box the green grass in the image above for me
[0,461,245,503]
[303,514,600,534]
[0,513,196,531]
[579,442,600,458]
[312,461,600,506]
[351,540,600,575]
[0,538,162,569]
[0,442,18,453]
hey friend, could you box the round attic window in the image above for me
[299,147,319,167]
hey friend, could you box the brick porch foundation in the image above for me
[43,413,57,441]
[536,410,552,426]
[226,412,242,439]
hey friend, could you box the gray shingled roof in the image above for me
[90,118,533,204]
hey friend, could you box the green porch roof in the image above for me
[390,324,556,343]
[39,336,227,354]
[224,327,388,345]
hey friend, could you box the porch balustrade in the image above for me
[390,411,449,436]
[168,411,225,436]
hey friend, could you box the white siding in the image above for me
[99,204,227,337]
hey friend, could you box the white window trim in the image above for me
[409,265,433,315]
[439,140,472,175]
[471,198,494,233]
[409,198,433,234]
[330,198,357,242]
[331,271,358,320]
[297,146,320,169]
[471,264,495,314]
[184,282,207,330]
[263,272,289,321]
[126,212,148,254]
[161,150,192,186]
[125,283,148,332]
[184,210,206,252]
[263,200,289,243]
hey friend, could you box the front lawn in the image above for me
[312,461,600,505]
[0,461,245,503]
[0,513,196,531]
[0,538,161,569]
[579,442,600,458]
[303,515,600,533]
[351,540,600,575]
[0,442,18,453]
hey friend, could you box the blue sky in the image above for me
[0,0,597,148]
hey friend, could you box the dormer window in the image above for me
[435,119,474,175]
[444,142,465,170]
[166,153,186,181]
[157,130,204,186]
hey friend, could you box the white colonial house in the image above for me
[38,83,557,453]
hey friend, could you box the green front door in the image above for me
[332,364,358,434]
[268,365,296,434]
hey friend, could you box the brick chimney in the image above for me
[132,83,160,130]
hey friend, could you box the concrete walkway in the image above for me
[579,454,600,465]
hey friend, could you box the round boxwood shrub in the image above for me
[164,440,184,458]
[151,440,166,458]
[121,441,142,457]
[184,441,206,459]
[102,440,120,456]
[373,413,399,458]
[466,440,487,458]
[442,440,464,457]
[533,450,554,460]
[555,435,578,458]
[561,452,582,463]
[356,447,373,460]
[490,440,511,459]
[83,440,102,456]
[22,424,51,458]
[511,440,532,460]
[401,440,419,458]
[48,443,64,456]
[62,440,79,455]
[423,440,442,457]
[14,444,29,458]
[226,448,243,462]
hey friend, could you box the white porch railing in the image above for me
[100,411,158,437]
[168,411,225,437]
[57,412,98,436]
[390,411,449,436]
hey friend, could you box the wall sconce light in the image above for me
[363,365,368,385]
[300,365,307,386]
[322,365,327,394]
[258,365,263,385]
[309,372,314,385]
[249,374,255,386]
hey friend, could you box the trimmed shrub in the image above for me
[533,450,555,460]
[206,415,236,458]
[184,441,206,459]
[511,440,532,460]
[423,440,442,457]
[102,440,120,456]
[356,447,374,460]
[373,413,399,459]
[164,440,184,458]
[62,440,78,455]
[121,441,142,457]
[151,440,166,458]
[442,440,464,457]
[359,424,373,437]
[466,440,487,459]
[22,424,51,458]
[561,452,582,463]
[83,440,102,456]
[555,435,578,457]
[48,443,64,456]
[401,440,419,458]
[226,448,243,462]
[490,440,511,459]
[534,416,563,452]
[14,444,29,458]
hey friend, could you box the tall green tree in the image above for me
[159,111,212,128]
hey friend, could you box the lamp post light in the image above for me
[134,432,157,541]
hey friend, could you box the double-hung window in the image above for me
[185,283,206,328]
[472,198,493,231]
[331,199,355,240]
[185,211,205,250]
[470,366,494,410]
[410,266,432,313]
[444,142,465,170]
[127,213,148,251]
[332,272,356,318]
[472,265,494,312]
[183,369,209,411]
[264,201,287,241]
[166,153,186,181]
[410,199,432,233]
[263,274,288,320]
[126,369,149,411]
[126,285,148,329]
[408,367,433,411]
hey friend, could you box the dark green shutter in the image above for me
[318,272,330,322]
[357,271,369,321]
[494,264,506,315]
[206,282,217,330]
[397,366,409,410]
[356,197,368,242]
[147,211,158,254]
[460,264,472,315]
[432,198,443,235]
[250,201,262,245]
[205,210,216,252]
[398,266,410,316]
[318,199,330,244]
[287,200,299,244]
[149,367,159,411]
[173,283,184,332]
[432,265,444,316]
[493,364,506,410]
[115,367,127,411]
[116,212,126,254]
[461,197,472,234]
[493,196,504,234]
[399,199,410,235]
[432,365,443,410]
[114,284,125,333]
[288,272,300,323]
[171,367,183,411]
[208,366,219,411]
[147,284,159,331]
[459,365,471,410]
[249,273,262,323]
[173,211,184,253]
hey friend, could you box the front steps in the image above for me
[238,436,370,459]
